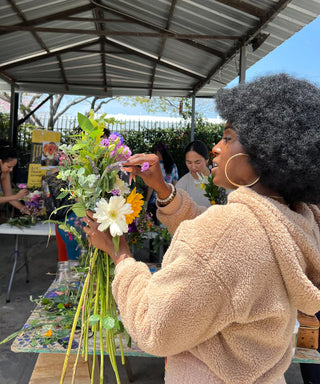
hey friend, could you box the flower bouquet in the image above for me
[195,172,227,205]
[25,189,44,222]
[54,112,146,384]
[7,186,45,227]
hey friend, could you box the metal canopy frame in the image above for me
[0,0,319,100]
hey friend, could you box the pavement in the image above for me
[0,232,304,384]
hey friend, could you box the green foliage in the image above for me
[151,226,172,253]
[0,112,10,139]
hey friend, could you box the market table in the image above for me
[10,278,158,384]
[0,221,56,302]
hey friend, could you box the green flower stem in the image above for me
[99,261,106,383]
[59,248,98,384]
[91,267,100,384]
[118,335,125,365]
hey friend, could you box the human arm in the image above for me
[123,154,204,233]
[0,173,28,211]
[145,186,154,204]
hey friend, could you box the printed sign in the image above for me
[27,130,61,187]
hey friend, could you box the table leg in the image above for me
[6,234,30,302]
[23,235,30,283]
[6,235,19,302]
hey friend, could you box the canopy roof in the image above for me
[0,0,319,98]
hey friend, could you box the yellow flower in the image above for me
[43,329,52,337]
[131,237,137,244]
[210,200,216,205]
[125,187,144,224]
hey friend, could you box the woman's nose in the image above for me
[212,143,221,157]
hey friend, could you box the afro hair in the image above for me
[215,73,320,204]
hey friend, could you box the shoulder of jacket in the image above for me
[177,202,260,244]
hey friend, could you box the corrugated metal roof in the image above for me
[0,0,319,98]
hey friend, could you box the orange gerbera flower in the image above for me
[125,187,144,225]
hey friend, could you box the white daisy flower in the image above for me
[93,196,133,237]
[194,172,209,190]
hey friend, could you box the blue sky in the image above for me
[55,14,320,119]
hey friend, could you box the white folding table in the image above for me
[0,221,56,302]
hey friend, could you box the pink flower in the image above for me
[141,162,149,172]
[18,184,28,189]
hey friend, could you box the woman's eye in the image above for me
[223,136,232,142]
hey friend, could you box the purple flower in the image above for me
[119,145,132,161]
[128,221,137,233]
[100,138,109,147]
[105,162,123,173]
[110,132,124,144]
[141,162,149,172]
[86,156,99,175]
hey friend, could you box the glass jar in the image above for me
[54,261,70,287]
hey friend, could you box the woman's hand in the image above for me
[83,210,132,266]
[16,189,29,200]
[123,154,172,200]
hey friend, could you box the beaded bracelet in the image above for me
[156,183,177,207]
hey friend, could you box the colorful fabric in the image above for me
[56,211,81,261]
[112,187,320,383]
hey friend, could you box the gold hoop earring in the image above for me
[224,153,260,188]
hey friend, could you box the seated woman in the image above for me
[176,140,211,207]
[0,140,29,214]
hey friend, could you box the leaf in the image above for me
[114,318,124,332]
[57,303,65,309]
[78,112,95,133]
[72,202,87,217]
[57,190,69,199]
[88,314,100,325]
[102,316,115,330]
[124,329,131,348]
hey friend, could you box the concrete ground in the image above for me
[0,232,304,384]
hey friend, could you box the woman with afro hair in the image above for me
[84,74,320,384]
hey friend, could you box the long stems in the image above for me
[60,248,125,384]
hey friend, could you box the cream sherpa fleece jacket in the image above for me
[112,187,320,384]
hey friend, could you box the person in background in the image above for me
[176,140,211,207]
[0,140,29,214]
[146,142,178,224]
[84,73,320,384]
